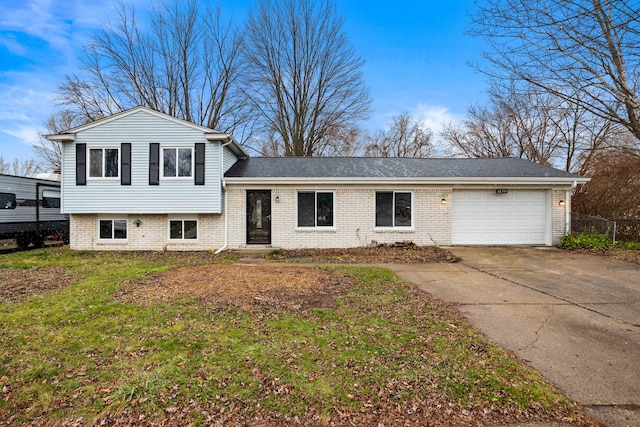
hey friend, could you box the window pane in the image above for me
[113,220,127,239]
[316,192,333,227]
[0,193,16,209]
[99,220,112,239]
[184,220,197,239]
[163,149,176,177]
[105,149,119,177]
[297,192,315,227]
[178,148,192,177]
[375,192,393,227]
[395,192,412,227]
[170,220,182,239]
[89,149,103,177]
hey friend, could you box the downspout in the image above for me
[566,181,577,235]
[215,138,233,254]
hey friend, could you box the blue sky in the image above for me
[0,0,489,167]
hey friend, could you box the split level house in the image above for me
[46,106,588,251]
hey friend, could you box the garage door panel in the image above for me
[452,190,548,245]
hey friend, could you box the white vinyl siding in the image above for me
[61,110,224,214]
[452,190,548,245]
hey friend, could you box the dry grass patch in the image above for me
[120,264,356,311]
[0,266,82,303]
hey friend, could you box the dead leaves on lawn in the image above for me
[119,264,357,312]
[0,266,81,303]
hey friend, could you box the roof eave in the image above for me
[204,133,248,158]
[223,176,590,185]
[45,134,75,142]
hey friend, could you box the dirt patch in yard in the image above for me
[0,266,81,303]
[120,264,357,311]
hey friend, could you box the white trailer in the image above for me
[0,173,68,249]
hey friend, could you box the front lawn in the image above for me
[0,248,594,426]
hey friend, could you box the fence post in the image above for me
[613,221,617,244]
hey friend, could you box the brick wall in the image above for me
[226,185,452,249]
[551,189,569,245]
[69,213,224,251]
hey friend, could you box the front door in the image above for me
[246,190,271,244]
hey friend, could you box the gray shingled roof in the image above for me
[224,157,584,179]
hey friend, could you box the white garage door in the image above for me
[452,190,548,245]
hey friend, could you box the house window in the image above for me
[297,191,334,227]
[89,148,119,178]
[169,219,198,240]
[163,147,193,178]
[41,190,60,209]
[99,219,127,240]
[0,192,16,209]
[375,191,412,227]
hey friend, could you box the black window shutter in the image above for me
[121,143,131,185]
[76,143,86,186]
[195,143,205,185]
[149,143,159,185]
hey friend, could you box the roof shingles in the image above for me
[224,157,584,179]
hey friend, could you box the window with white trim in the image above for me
[375,191,412,227]
[163,147,193,178]
[297,191,334,227]
[169,219,198,240]
[99,219,127,240]
[89,148,119,178]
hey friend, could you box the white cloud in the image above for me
[412,103,462,136]
[1,123,40,147]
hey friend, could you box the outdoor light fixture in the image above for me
[275,196,280,203]
[559,200,565,206]
[441,198,447,205]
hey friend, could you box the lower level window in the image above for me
[99,219,127,239]
[375,191,412,227]
[170,220,198,240]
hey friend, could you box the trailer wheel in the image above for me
[16,235,31,250]
[33,236,46,248]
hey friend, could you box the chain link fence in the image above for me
[571,213,640,243]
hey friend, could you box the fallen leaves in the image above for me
[0,266,82,303]
[263,244,460,264]
[119,264,357,312]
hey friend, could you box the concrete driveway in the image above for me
[390,247,640,427]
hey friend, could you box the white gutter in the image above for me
[566,180,578,235]
[215,138,233,254]
[224,176,590,186]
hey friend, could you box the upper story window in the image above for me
[89,148,119,178]
[0,192,16,209]
[163,147,193,178]
[375,191,412,227]
[297,191,334,228]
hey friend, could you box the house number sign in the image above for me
[496,189,509,194]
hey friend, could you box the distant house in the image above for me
[47,106,588,251]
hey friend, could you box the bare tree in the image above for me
[32,110,86,172]
[469,0,640,150]
[243,0,371,156]
[57,0,251,139]
[0,156,40,177]
[365,112,434,157]
[442,82,621,172]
